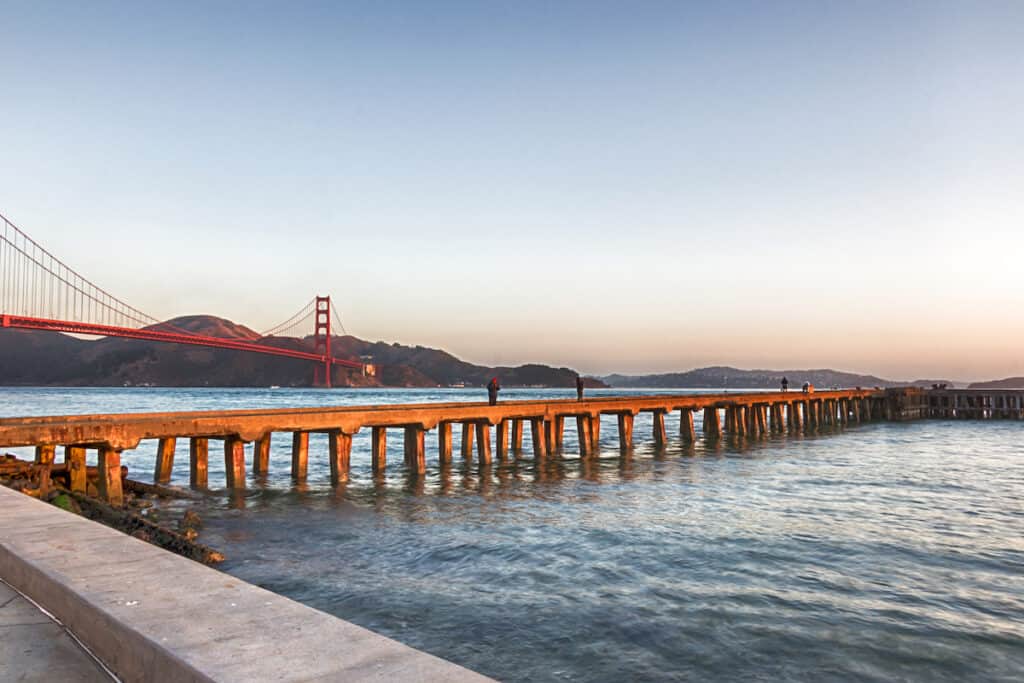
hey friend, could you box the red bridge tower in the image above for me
[313,295,332,388]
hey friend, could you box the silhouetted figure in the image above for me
[802,382,810,393]
[576,375,585,401]
[781,376,789,392]
[487,377,500,406]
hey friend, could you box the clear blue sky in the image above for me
[2,1,1022,380]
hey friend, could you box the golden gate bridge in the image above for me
[0,211,364,387]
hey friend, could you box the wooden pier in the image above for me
[0,390,897,506]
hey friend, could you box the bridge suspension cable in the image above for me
[1,212,158,328]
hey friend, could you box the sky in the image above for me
[1,1,1023,381]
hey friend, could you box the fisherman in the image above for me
[576,375,585,401]
[487,376,500,406]
[781,376,789,392]
[802,382,810,393]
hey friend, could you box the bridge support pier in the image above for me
[65,446,87,493]
[372,427,387,473]
[154,437,176,483]
[576,415,592,455]
[652,410,667,446]
[253,434,271,475]
[97,446,123,506]
[496,419,509,459]
[703,406,721,438]
[617,413,634,451]
[34,445,55,496]
[189,437,208,488]
[511,419,524,452]
[461,423,475,458]
[224,437,246,489]
[291,432,309,481]
[680,409,695,443]
[553,416,565,450]
[530,418,547,458]
[404,426,426,473]
[329,431,352,484]
[475,423,492,465]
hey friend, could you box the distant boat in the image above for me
[269,385,281,389]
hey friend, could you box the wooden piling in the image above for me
[34,444,55,496]
[496,419,509,459]
[530,417,547,458]
[224,436,246,489]
[679,409,695,443]
[291,431,309,481]
[553,416,565,450]
[97,446,123,506]
[703,406,721,438]
[653,410,667,446]
[590,414,602,446]
[576,415,592,456]
[189,437,209,488]
[511,419,524,451]
[438,422,452,462]
[65,446,86,493]
[372,426,387,472]
[329,431,352,484]
[404,426,426,473]
[461,422,475,458]
[475,423,492,465]
[617,413,634,451]
[154,437,176,483]
[253,433,271,475]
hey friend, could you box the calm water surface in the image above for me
[2,387,1022,681]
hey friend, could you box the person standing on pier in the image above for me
[487,377,501,405]
[576,375,585,401]
[781,376,789,392]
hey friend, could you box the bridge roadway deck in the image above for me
[0,390,884,506]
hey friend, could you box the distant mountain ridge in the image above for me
[967,377,1024,389]
[601,366,957,389]
[0,314,605,389]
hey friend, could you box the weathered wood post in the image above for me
[576,415,592,456]
[97,446,123,506]
[553,416,565,450]
[154,437,176,483]
[496,419,510,459]
[529,417,547,458]
[34,445,55,496]
[372,426,387,473]
[291,431,309,481]
[461,422,475,458]
[652,410,667,446]
[617,413,634,451]
[65,446,87,493]
[189,437,209,488]
[703,406,721,438]
[329,430,353,484]
[475,422,492,465]
[253,434,271,475]
[224,436,246,489]
[404,426,426,473]
[511,419,524,451]
[590,414,602,446]
[438,422,453,462]
[680,409,695,443]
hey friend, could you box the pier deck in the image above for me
[1,390,886,506]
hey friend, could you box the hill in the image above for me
[0,315,605,388]
[601,366,956,389]
[967,377,1024,389]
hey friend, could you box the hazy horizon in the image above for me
[2,2,1022,380]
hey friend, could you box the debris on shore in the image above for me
[1,453,224,565]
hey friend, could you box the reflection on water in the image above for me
[2,388,1023,681]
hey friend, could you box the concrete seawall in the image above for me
[0,486,491,682]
